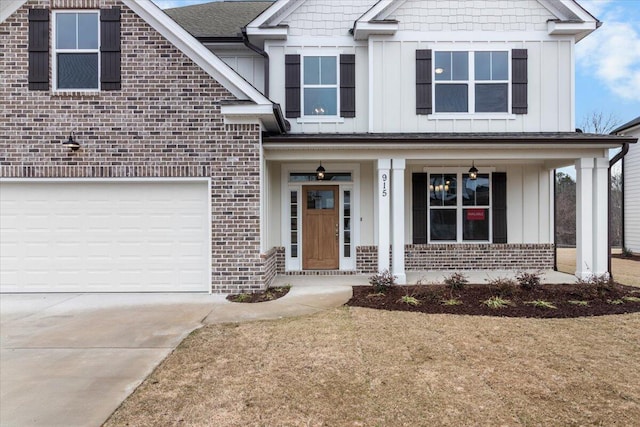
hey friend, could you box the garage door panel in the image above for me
[0,181,210,293]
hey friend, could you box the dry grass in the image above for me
[106,308,640,427]
[557,248,640,287]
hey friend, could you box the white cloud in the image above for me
[576,3,640,101]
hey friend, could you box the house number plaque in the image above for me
[381,173,388,197]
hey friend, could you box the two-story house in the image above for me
[1,0,635,293]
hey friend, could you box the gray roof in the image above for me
[264,132,636,144]
[164,1,273,38]
[612,116,640,134]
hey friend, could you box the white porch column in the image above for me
[575,158,594,278]
[592,157,609,277]
[391,158,406,284]
[377,159,391,272]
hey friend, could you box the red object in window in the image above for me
[466,209,485,221]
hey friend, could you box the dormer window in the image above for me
[434,51,509,114]
[303,56,338,117]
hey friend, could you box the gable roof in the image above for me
[246,0,599,41]
[165,1,273,39]
[0,0,285,132]
[612,116,640,135]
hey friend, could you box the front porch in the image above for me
[271,269,577,287]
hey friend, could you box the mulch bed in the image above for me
[226,286,290,303]
[347,283,640,318]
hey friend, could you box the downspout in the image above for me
[241,27,269,98]
[553,168,558,271]
[608,143,630,278]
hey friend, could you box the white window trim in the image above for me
[300,55,341,121]
[52,10,101,92]
[427,170,493,244]
[432,50,511,115]
[281,163,360,271]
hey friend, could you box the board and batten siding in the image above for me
[370,39,573,133]
[624,128,640,253]
[216,52,265,94]
[267,42,369,133]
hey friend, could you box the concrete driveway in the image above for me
[0,293,225,427]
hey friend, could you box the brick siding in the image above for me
[405,243,555,271]
[0,0,266,292]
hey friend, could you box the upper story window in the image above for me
[303,56,338,117]
[53,11,100,90]
[434,51,509,114]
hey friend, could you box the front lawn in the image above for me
[105,308,640,426]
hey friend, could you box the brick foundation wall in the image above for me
[405,243,555,270]
[1,0,265,293]
[356,246,378,274]
[262,247,285,288]
[356,244,555,273]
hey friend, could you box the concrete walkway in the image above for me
[0,287,351,427]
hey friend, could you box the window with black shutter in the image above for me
[29,7,121,91]
[28,9,50,91]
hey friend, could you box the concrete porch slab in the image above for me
[271,269,577,287]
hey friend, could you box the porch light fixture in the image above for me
[468,162,478,180]
[316,162,326,180]
[62,132,80,151]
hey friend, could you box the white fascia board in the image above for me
[548,20,597,39]
[353,21,399,41]
[123,0,272,105]
[0,0,26,23]
[245,26,288,39]
[220,104,278,130]
[246,0,291,29]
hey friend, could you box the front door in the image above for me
[303,186,339,269]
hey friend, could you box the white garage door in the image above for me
[0,181,210,293]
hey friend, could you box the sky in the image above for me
[153,0,640,129]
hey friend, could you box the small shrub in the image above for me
[525,300,557,309]
[482,296,512,309]
[568,300,590,307]
[231,293,251,302]
[487,277,518,297]
[607,299,624,305]
[622,296,640,303]
[398,295,421,306]
[414,289,440,303]
[516,271,542,291]
[369,269,396,293]
[441,298,463,306]
[622,247,634,258]
[577,274,615,298]
[443,272,468,294]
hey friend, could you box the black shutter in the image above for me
[512,49,528,114]
[340,54,356,118]
[100,8,121,91]
[28,9,49,91]
[285,55,301,118]
[492,172,507,243]
[416,49,432,115]
[412,173,428,244]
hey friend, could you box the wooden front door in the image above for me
[303,186,339,269]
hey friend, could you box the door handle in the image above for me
[335,223,339,238]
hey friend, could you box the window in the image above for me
[290,190,299,258]
[429,173,491,242]
[303,56,338,116]
[54,11,99,90]
[434,51,509,113]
